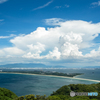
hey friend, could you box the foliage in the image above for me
[47,95,61,100]
[51,85,71,96]
[51,83,100,100]
[15,94,46,100]
[0,87,18,100]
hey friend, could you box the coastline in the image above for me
[0,72,100,83]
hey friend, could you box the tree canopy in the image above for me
[0,83,100,100]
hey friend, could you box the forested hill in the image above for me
[0,83,100,100]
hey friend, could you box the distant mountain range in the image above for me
[0,63,67,69]
[0,63,100,69]
[0,63,47,68]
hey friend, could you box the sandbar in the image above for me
[0,72,100,83]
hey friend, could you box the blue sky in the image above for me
[0,0,100,67]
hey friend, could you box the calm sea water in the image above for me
[0,69,100,96]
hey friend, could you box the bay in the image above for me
[0,69,100,96]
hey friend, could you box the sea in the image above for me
[0,68,100,97]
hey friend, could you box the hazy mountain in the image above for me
[0,63,68,69]
[0,63,99,69]
[0,63,48,68]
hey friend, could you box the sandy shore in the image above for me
[0,72,100,83]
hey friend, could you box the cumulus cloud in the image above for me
[32,0,53,11]
[46,47,61,60]
[0,47,25,57]
[27,42,45,54]
[22,52,43,59]
[60,42,83,58]
[1,19,100,66]
[22,42,46,59]
[85,47,100,57]
[0,0,8,4]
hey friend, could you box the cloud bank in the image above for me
[0,19,100,66]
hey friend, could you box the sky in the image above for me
[0,0,100,67]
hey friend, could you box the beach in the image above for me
[0,72,100,83]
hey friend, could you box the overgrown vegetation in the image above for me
[0,83,100,100]
[0,87,18,100]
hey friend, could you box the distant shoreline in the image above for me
[0,72,100,83]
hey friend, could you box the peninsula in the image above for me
[0,70,83,77]
[1,70,100,82]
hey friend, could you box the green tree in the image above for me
[51,85,70,96]
[47,95,61,100]
[0,87,18,100]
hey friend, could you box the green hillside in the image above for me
[0,87,18,100]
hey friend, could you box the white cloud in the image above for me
[0,34,16,39]
[91,1,100,6]
[60,42,83,59]
[0,47,25,57]
[27,42,45,54]
[91,1,100,8]
[0,50,5,56]
[1,19,100,66]
[23,42,46,59]
[32,0,53,11]
[3,47,25,56]
[45,18,64,25]
[22,52,44,59]
[85,47,100,57]
[59,32,83,45]
[46,47,61,60]
[0,0,8,4]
